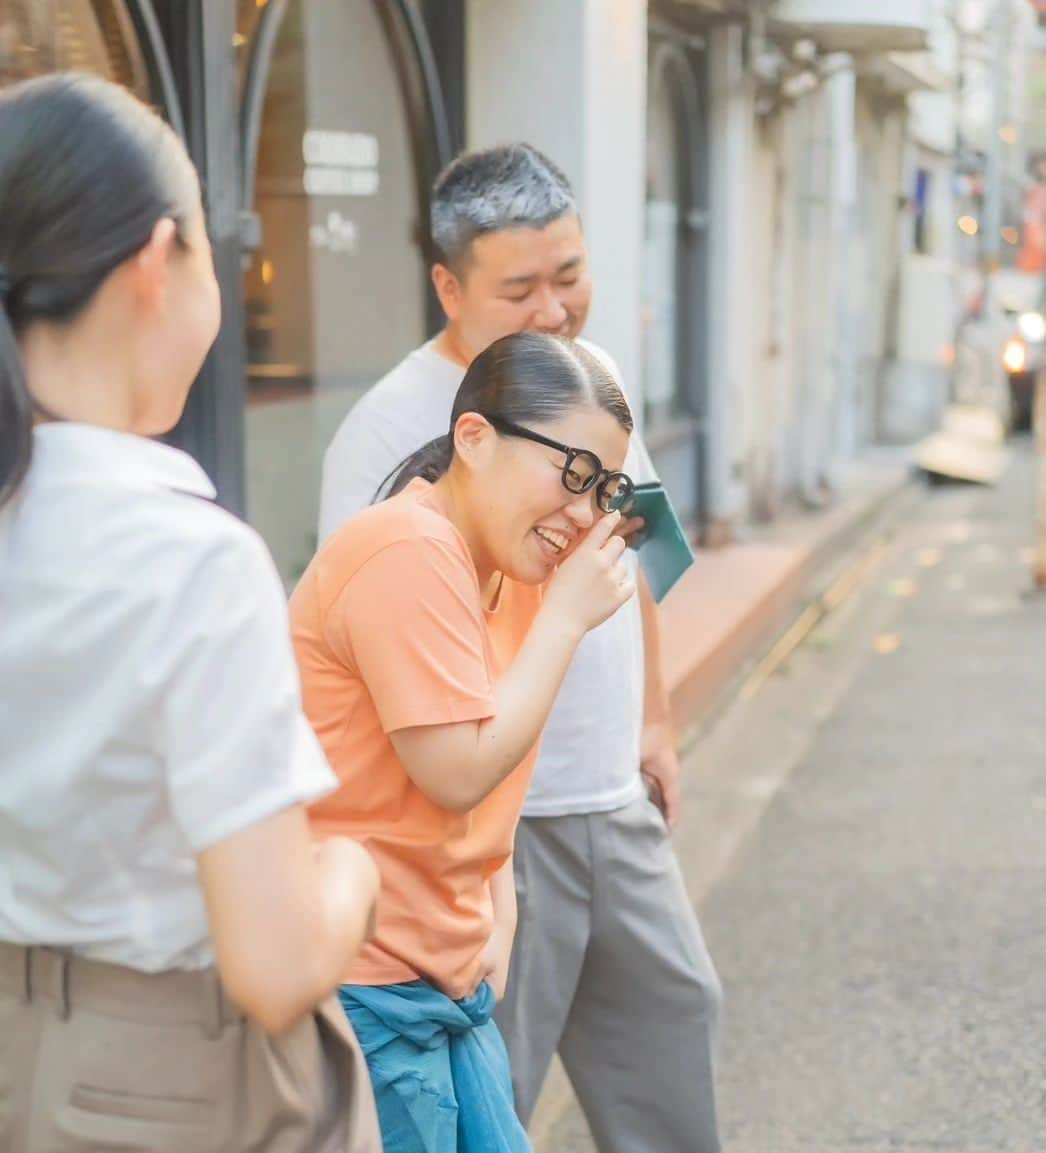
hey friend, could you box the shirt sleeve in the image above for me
[329,535,496,734]
[160,522,337,853]
[319,403,416,543]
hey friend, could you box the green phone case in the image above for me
[627,484,695,603]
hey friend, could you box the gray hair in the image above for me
[430,143,579,272]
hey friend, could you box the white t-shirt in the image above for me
[319,339,654,817]
[0,424,337,971]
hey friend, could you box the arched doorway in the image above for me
[236,0,451,586]
[0,1,181,131]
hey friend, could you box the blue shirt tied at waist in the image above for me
[339,980,532,1153]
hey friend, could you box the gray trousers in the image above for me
[494,792,722,1153]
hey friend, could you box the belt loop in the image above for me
[20,946,33,1004]
[51,951,71,1021]
[201,970,224,1041]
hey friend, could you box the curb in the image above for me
[666,468,917,745]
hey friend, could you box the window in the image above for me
[0,0,149,97]
[913,167,932,255]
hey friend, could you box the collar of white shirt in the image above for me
[31,423,217,501]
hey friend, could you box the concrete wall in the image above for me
[743,111,789,521]
[465,0,973,519]
[466,0,648,419]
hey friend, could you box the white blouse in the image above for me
[0,424,336,972]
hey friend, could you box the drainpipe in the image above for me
[705,21,750,536]
[823,52,858,466]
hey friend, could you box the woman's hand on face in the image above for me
[544,511,635,634]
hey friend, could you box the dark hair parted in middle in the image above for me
[382,333,633,502]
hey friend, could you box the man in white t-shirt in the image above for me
[319,144,722,1153]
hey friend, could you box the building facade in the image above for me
[4,1,1036,585]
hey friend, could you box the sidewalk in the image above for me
[662,447,915,735]
[528,446,916,1149]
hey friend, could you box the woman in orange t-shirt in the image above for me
[290,332,636,1153]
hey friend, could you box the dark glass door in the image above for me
[237,0,450,585]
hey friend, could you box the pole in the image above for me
[982,0,1011,286]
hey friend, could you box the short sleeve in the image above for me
[160,523,337,853]
[330,535,496,734]
[319,404,415,543]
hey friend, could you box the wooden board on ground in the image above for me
[941,405,1005,446]
[914,431,1009,485]
[913,403,1010,485]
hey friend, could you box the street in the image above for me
[539,442,1046,1152]
[3,5,1045,1152]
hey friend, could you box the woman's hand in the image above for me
[641,721,682,828]
[472,921,515,1002]
[543,511,635,634]
[314,836,381,942]
[199,812,381,1035]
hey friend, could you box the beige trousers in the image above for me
[0,942,381,1153]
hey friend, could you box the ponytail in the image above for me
[379,434,454,502]
[0,290,32,510]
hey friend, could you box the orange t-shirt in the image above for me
[289,479,543,998]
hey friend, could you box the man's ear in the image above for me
[452,411,497,471]
[432,262,463,322]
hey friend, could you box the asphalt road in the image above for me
[539,443,1046,1153]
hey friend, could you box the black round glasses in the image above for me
[489,417,635,514]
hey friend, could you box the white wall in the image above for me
[879,126,955,442]
[466,0,647,415]
[907,0,960,155]
[466,1,586,188]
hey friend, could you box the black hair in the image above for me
[0,73,198,508]
[382,332,633,500]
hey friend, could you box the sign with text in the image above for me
[302,130,379,198]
